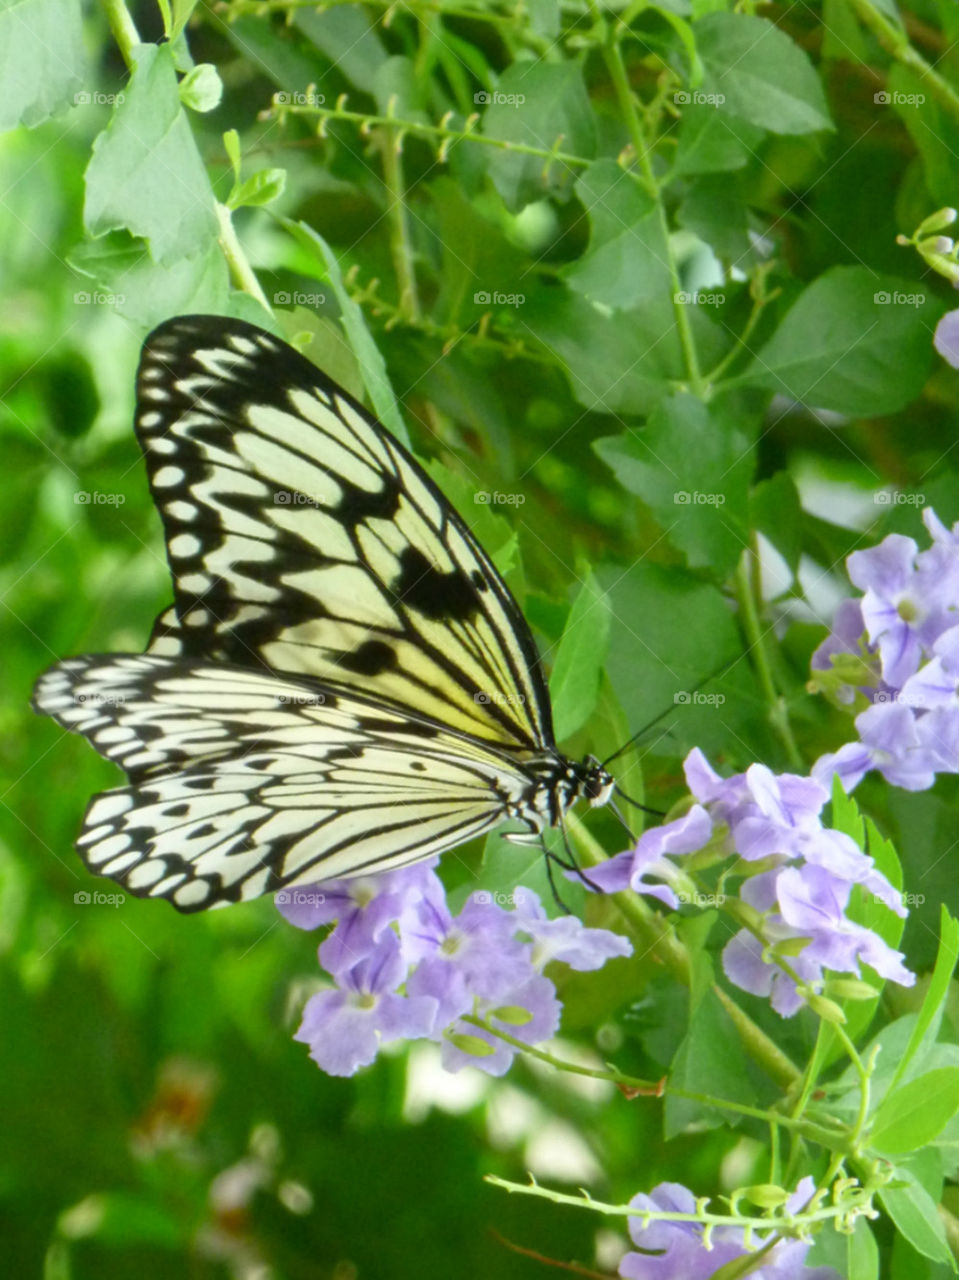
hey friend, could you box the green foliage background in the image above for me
[3,0,959,1275]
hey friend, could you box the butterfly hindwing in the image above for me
[34,655,535,910]
[137,316,552,751]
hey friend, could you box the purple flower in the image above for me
[776,866,913,986]
[294,933,437,1077]
[276,861,441,976]
[811,598,867,674]
[935,309,959,367]
[847,533,958,689]
[812,701,940,792]
[440,972,562,1077]
[619,1178,839,1279]
[722,863,913,1016]
[588,806,714,906]
[511,889,633,968]
[282,870,630,1078]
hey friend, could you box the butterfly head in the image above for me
[579,757,615,808]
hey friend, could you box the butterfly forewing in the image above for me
[137,316,552,751]
[34,655,534,910]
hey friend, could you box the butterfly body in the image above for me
[33,315,615,910]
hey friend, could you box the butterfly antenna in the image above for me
[608,797,637,842]
[601,654,741,770]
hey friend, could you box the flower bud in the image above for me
[807,993,847,1024]
[916,206,958,237]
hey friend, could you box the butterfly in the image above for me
[33,315,616,911]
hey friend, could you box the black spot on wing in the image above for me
[394,547,479,621]
[337,639,398,677]
[338,474,402,524]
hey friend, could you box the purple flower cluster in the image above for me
[812,507,959,791]
[277,863,631,1077]
[619,1178,839,1280]
[590,750,913,1016]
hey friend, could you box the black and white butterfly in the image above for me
[33,315,616,911]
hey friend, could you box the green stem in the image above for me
[833,1023,871,1152]
[99,0,140,68]
[594,8,703,393]
[711,985,802,1090]
[214,202,272,312]
[565,810,690,986]
[703,286,767,385]
[846,0,959,122]
[485,1173,877,1232]
[734,550,804,770]
[461,1016,848,1149]
[378,124,421,323]
[271,101,591,171]
[225,0,552,48]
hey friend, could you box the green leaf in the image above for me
[750,472,802,576]
[830,774,866,847]
[594,393,754,575]
[228,167,287,211]
[890,908,959,1092]
[822,0,869,61]
[872,1068,959,1154]
[68,235,231,328]
[563,160,671,310]
[696,13,834,136]
[294,5,388,90]
[847,1216,880,1280]
[743,267,943,414]
[483,63,596,210]
[677,174,750,260]
[665,985,756,1137]
[177,62,223,113]
[601,563,745,763]
[83,44,218,266]
[0,0,86,129]
[521,286,680,415]
[888,66,959,209]
[879,1165,954,1268]
[673,104,764,176]
[283,220,408,445]
[549,572,611,742]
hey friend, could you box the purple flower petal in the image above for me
[935,309,959,368]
